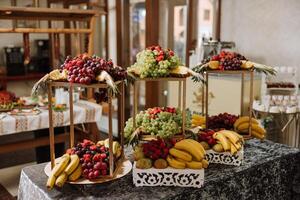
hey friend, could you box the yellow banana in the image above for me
[241,60,254,69]
[113,141,122,158]
[238,123,266,135]
[208,61,219,69]
[234,116,258,129]
[213,132,231,151]
[46,174,56,189]
[55,172,68,188]
[186,161,203,169]
[64,154,80,175]
[51,154,70,177]
[169,148,192,162]
[97,140,105,146]
[212,143,224,152]
[232,141,242,151]
[230,143,238,155]
[218,130,240,144]
[202,159,209,168]
[185,139,206,157]
[174,139,204,161]
[251,130,265,140]
[68,165,82,182]
[167,155,186,169]
[192,114,205,121]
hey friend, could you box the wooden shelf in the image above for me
[0,6,102,21]
[3,73,45,82]
[0,28,92,34]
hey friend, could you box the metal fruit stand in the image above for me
[202,70,254,138]
[132,77,187,139]
[47,80,125,178]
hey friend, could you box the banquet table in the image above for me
[0,100,102,135]
[18,139,300,200]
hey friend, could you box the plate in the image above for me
[44,158,132,184]
[8,108,41,116]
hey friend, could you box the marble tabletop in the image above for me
[18,139,300,200]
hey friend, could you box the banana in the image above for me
[234,116,258,129]
[202,159,209,169]
[232,141,242,151]
[186,161,203,169]
[64,154,80,175]
[174,139,204,161]
[218,130,240,144]
[97,140,105,146]
[169,148,192,162]
[251,130,265,140]
[199,141,210,150]
[239,124,266,135]
[213,132,231,151]
[241,60,254,69]
[68,165,82,182]
[101,139,122,157]
[46,174,56,189]
[230,143,238,155]
[55,172,68,188]
[192,114,205,121]
[167,155,186,169]
[185,139,206,157]
[51,154,70,177]
[212,143,224,152]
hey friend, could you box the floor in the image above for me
[0,162,36,197]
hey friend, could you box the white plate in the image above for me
[44,158,132,184]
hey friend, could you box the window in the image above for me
[204,9,210,21]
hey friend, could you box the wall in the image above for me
[221,0,300,73]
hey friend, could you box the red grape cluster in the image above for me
[61,54,127,84]
[208,112,238,130]
[68,139,110,180]
[147,45,175,62]
[142,138,174,160]
[198,129,217,147]
[147,107,177,119]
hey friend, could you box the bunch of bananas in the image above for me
[191,114,206,128]
[234,116,266,140]
[97,139,122,158]
[210,130,244,155]
[167,139,209,169]
[46,154,81,189]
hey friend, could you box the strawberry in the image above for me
[90,145,97,151]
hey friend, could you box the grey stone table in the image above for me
[18,139,300,200]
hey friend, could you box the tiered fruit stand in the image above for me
[46,80,130,182]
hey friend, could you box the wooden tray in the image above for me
[44,158,132,184]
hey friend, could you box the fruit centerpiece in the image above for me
[133,138,208,188]
[127,45,199,79]
[0,91,18,111]
[124,107,191,144]
[192,51,276,78]
[46,139,130,189]
[32,53,127,99]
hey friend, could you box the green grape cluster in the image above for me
[128,47,181,78]
[124,108,191,141]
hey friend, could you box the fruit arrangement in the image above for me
[124,107,191,144]
[31,54,127,99]
[192,51,276,81]
[234,116,266,140]
[127,45,199,79]
[207,112,238,130]
[0,91,18,111]
[198,129,244,155]
[46,139,122,189]
[134,138,209,170]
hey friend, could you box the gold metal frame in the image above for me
[202,70,254,138]
[132,77,187,139]
[47,80,125,178]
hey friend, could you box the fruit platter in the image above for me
[192,51,276,78]
[127,45,199,80]
[32,53,127,99]
[132,138,208,188]
[124,107,191,144]
[197,129,244,166]
[45,139,132,189]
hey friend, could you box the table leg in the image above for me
[48,83,55,169]
[69,85,74,148]
[108,93,114,177]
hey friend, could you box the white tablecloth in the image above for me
[0,100,102,135]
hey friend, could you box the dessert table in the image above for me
[18,139,300,200]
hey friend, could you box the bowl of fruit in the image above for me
[45,139,131,189]
[133,138,208,188]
